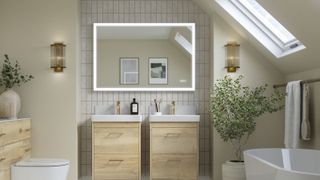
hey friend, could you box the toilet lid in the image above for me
[15,158,69,167]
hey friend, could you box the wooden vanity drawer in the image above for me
[94,127,139,154]
[0,139,31,169]
[94,154,139,180]
[151,127,198,154]
[151,154,198,180]
[0,168,10,180]
[0,119,31,146]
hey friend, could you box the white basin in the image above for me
[149,115,200,122]
[91,115,143,122]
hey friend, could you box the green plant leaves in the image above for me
[210,75,285,160]
[0,55,34,90]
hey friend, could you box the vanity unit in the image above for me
[150,115,200,180]
[92,115,143,180]
[0,118,31,180]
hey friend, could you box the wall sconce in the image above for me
[51,42,66,72]
[225,42,240,73]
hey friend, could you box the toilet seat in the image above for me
[15,158,69,167]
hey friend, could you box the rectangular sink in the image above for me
[149,115,200,123]
[91,115,144,122]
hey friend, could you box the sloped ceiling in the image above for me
[194,0,320,75]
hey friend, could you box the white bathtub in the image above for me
[244,148,320,180]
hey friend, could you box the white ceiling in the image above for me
[194,0,320,75]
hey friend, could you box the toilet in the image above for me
[11,158,69,180]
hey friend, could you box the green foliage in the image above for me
[0,55,34,90]
[210,75,285,160]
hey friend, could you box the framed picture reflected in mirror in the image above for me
[149,57,168,85]
[120,57,139,85]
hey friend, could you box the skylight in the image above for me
[175,32,192,54]
[216,0,305,58]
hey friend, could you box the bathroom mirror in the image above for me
[93,23,195,91]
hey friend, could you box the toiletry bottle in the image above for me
[130,98,139,115]
[116,101,120,115]
[171,101,176,115]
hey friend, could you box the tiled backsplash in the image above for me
[80,0,212,178]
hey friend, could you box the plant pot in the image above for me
[222,160,246,180]
[0,89,21,119]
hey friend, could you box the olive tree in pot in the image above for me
[0,55,33,119]
[209,75,285,180]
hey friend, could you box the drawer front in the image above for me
[0,139,31,169]
[94,154,139,180]
[94,127,139,154]
[151,127,197,154]
[0,119,31,146]
[0,168,10,180]
[151,154,197,180]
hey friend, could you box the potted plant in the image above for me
[209,75,285,180]
[0,55,33,119]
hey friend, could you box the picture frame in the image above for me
[120,57,139,85]
[149,57,168,85]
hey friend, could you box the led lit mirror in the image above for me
[93,23,195,91]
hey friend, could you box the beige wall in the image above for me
[286,68,320,150]
[97,39,191,88]
[212,13,285,180]
[0,0,79,180]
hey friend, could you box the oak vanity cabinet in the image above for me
[92,122,141,180]
[0,119,32,180]
[150,122,199,180]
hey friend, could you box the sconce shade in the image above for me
[51,43,66,72]
[225,42,240,73]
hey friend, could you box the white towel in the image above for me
[301,84,311,140]
[285,81,301,149]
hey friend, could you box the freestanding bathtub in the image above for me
[244,148,320,180]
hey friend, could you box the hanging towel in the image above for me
[301,84,311,140]
[285,81,301,149]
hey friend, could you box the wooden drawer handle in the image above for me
[19,128,23,133]
[165,133,181,138]
[24,148,32,152]
[105,132,123,138]
[107,159,123,165]
[0,157,6,162]
[0,133,6,137]
[25,128,31,132]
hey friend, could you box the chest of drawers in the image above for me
[0,119,31,180]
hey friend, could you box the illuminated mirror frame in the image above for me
[93,23,196,91]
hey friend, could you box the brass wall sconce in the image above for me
[51,42,66,72]
[225,42,240,73]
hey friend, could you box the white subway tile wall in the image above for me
[80,0,212,179]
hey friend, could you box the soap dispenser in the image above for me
[130,98,139,115]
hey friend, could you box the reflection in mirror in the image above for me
[93,23,195,91]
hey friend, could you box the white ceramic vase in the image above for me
[0,89,21,119]
[222,161,246,180]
